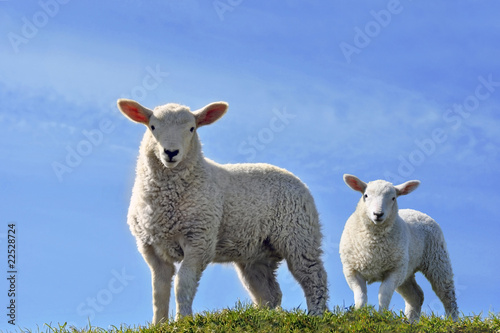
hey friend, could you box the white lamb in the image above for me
[339,174,458,322]
[117,99,328,323]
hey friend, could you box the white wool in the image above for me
[117,99,328,323]
[339,174,458,322]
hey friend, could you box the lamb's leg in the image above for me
[235,260,282,308]
[174,243,211,320]
[423,259,459,321]
[343,269,367,309]
[286,250,328,315]
[396,275,424,322]
[140,244,175,325]
[378,272,399,313]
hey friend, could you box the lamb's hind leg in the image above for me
[423,259,459,321]
[396,275,424,323]
[235,260,282,308]
[286,248,328,315]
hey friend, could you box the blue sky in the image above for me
[1,0,499,330]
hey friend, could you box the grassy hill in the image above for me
[43,305,499,333]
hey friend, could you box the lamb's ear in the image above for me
[395,180,420,196]
[117,99,153,125]
[343,174,367,193]
[194,102,228,128]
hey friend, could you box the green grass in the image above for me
[38,304,500,333]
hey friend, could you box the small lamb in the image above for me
[117,99,328,323]
[339,174,458,322]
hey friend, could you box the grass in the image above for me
[35,304,500,333]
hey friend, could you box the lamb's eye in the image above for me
[364,194,368,199]
[151,125,155,131]
[190,127,195,132]
[392,197,396,201]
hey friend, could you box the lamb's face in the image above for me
[149,105,197,169]
[362,181,398,225]
[117,99,229,170]
[343,174,420,226]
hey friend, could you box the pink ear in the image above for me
[195,102,228,127]
[117,99,152,125]
[344,174,367,193]
[395,180,420,196]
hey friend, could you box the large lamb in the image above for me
[117,99,328,323]
[339,174,458,322]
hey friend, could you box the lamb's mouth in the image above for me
[163,159,179,168]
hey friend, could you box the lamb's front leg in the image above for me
[140,244,175,324]
[378,271,402,312]
[174,241,212,320]
[344,269,367,309]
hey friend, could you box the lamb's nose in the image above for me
[374,212,384,218]
[164,149,179,161]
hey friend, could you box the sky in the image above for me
[0,0,499,330]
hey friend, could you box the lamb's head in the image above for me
[343,174,420,225]
[117,99,228,169]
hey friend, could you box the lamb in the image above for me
[117,99,328,323]
[339,174,458,322]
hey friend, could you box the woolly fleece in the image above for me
[339,174,458,322]
[118,99,328,323]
